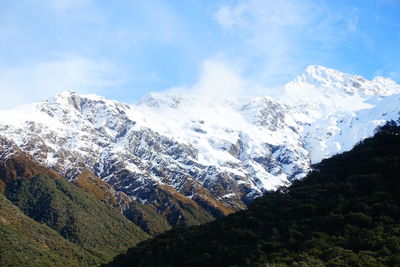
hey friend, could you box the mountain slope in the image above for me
[0,194,99,267]
[0,137,171,236]
[106,122,400,266]
[5,174,149,262]
[0,66,399,216]
[0,139,150,264]
[72,169,173,235]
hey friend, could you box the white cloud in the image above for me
[213,0,362,86]
[389,71,400,82]
[0,56,124,109]
[214,5,245,28]
[191,60,246,97]
[165,59,276,99]
[165,59,246,97]
[35,0,93,12]
[377,0,400,7]
[30,0,104,22]
[373,67,400,83]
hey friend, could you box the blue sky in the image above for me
[0,0,399,108]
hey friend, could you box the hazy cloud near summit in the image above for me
[212,0,362,87]
[0,56,123,109]
[161,0,364,99]
[0,0,398,108]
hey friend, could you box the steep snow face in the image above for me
[0,66,399,211]
[283,65,400,123]
[283,65,400,163]
[303,94,400,163]
[0,91,309,210]
[292,65,400,96]
[134,94,307,177]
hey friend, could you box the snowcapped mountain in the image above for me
[0,65,399,216]
[283,65,400,163]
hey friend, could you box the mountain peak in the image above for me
[52,90,106,103]
[46,90,125,115]
[304,65,338,74]
[138,92,193,109]
[48,90,85,112]
[285,65,400,102]
[295,65,367,92]
[57,90,78,97]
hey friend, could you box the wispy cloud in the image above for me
[212,0,363,87]
[0,0,397,107]
[165,58,274,99]
[34,0,94,13]
[0,56,124,109]
[377,0,400,7]
[376,67,400,81]
[190,59,247,97]
[389,71,400,81]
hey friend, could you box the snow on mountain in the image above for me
[303,93,400,163]
[282,65,400,163]
[292,65,400,96]
[282,65,400,123]
[0,66,399,214]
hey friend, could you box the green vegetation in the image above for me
[5,175,149,262]
[0,194,99,267]
[0,145,151,266]
[123,201,173,236]
[73,169,213,236]
[0,169,151,266]
[73,169,172,235]
[0,141,214,266]
[106,122,400,266]
[148,184,214,227]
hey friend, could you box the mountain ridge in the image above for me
[0,65,399,216]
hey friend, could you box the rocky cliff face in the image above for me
[0,65,399,217]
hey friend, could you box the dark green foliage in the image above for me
[123,202,173,236]
[0,194,99,267]
[142,184,214,228]
[106,124,400,267]
[5,175,149,263]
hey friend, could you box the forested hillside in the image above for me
[5,175,149,262]
[107,122,400,267]
[0,143,150,266]
[0,193,100,266]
